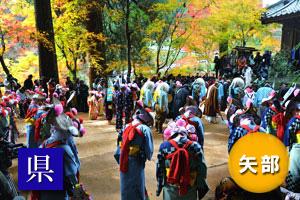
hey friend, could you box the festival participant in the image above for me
[156,123,208,199]
[154,82,169,134]
[118,107,154,200]
[124,83,137,124]
[104,80,114,125]
[253,84,274,116]
[243,65,253,87]
[204,81,219,123]
[173,83,190,120]
[228,117,265,152]
[228,77,245,99]
[96,84,105,117]
[243,86,255,106]
[24,92,46,148]
[263,98,285,139]
[87,91,99,120]
[218,79,225,111]
[36,101,89,200]
[78,80,89,113]
[177,106,205,147]
[191,78,207,105]
[16,87,27,118]
[114,84,126,131]
[140,80,155,109]
[284,102,300,193]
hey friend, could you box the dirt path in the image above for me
[12,114,229,200]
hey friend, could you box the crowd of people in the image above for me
[0,60,299,199]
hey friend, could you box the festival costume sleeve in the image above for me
[142,125,154,161]
[156,142,167,196]
[218,84,224,100]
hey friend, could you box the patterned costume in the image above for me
[156,136,208,200]
[114,89,125,130]
[87,94,99,120]
[285,115,300,193]
[118,111,154,200]
[124,88,134,124]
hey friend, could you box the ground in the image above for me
[11,113,229,200]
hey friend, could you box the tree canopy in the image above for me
[0,0,281,83]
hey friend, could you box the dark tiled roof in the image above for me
[262,0,300,23]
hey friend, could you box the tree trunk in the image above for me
[86,0,106,87]
[126,0,132,83]
[0,56,10,76]
[33,0,59,82]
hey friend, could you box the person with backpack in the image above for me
[264,98,286,140]
[156,122,208,200]
[119,107,154,200]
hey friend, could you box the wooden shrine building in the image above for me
[262,0,300,51]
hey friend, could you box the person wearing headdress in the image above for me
[25,92,46,148]
[87,91,99,120]
[140,80,155,109]
[118,107,154,200]
[156,121,208,199]
[253,84,274,117]
[176,106,205,148]
[154,82,169,133]
[263,97,285,139]
[228,77,245,99]
[203,81,219,123]
[191,78,207,105]
[284,102,300,193]
[35,100,88,200]
[228,117,265,152]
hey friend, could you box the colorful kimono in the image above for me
[97,92,104,116]
[124,89,134,124]
[104,87,114,121]
[156,136,208,200]
[285,116,300,192]
[119,123,154,200]
[115,90,125,130]
[155,89,169,133]
[254,87,273,106]
[228,124,260,152]
[87,95,98,120]
[175,113,205,147]
[38,127,80,200]
[25,103,39,148]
